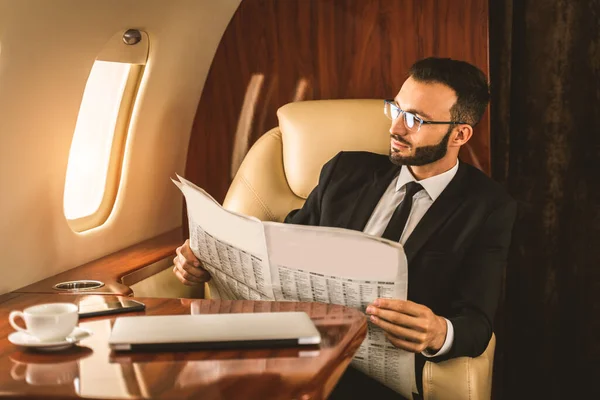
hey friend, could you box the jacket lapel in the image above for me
[403,162,468,264]
[346,164,400,231]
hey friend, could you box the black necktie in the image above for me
[381,181,424,242]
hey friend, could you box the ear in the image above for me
[450,125,473,147]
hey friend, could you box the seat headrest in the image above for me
[277,99,391,198]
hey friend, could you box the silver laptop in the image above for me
[108,311,321,351]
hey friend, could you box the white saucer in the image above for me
[8,327,93,351]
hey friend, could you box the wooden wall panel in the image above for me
[186,0,490,204]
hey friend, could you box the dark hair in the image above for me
[408,57,490,127]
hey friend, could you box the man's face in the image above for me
[389,77,458,166]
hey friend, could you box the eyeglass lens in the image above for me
[404,112,416,129]
[385,102,418,130]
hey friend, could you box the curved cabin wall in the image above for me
[186,0,490,204]
[0,0,242,294]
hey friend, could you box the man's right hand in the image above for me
[173,239,211,286]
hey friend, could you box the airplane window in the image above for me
[64,61,142,231]
[63,29,148,232]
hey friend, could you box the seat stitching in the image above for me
[466,357,472,400]
[238,174,277,221]
[426,361,433,400]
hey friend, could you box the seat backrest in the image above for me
[223,99,390,219]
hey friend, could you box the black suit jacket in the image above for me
[284,151,517,394]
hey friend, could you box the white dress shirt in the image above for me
[363,160,459,357]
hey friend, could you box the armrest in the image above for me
[14,229,184,296]
[423,334,496,400]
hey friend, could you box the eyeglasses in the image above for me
[384,99,468,132]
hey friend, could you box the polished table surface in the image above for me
[0,294,367,399]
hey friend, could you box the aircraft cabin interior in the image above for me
[0,1,597,399]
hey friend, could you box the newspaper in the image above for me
[173,175,416,398]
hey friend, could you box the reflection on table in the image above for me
[0,294,367,399]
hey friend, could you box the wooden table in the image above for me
[0,294,367,399]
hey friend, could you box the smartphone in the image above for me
[78,299,146,318]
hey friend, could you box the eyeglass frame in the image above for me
[383,99,469,132]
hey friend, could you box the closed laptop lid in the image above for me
[108,311,321,351]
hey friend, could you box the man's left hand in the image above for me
[366,299,447,354]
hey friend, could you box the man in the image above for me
[173,57,517,399]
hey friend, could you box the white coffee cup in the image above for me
[9,303,78,341]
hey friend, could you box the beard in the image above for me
[389,126,453,166]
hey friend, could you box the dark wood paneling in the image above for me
[186,0,490,203]
[0,294,366,399]
[14,229,184,296]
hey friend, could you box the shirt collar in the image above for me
[395,160,460,201]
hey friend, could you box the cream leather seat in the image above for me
[223,99,496,400]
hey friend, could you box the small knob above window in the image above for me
[122,29,142,45]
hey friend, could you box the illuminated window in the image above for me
[64,30,148,232]
[64,61,130,220]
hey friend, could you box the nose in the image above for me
[389,115,406,136]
